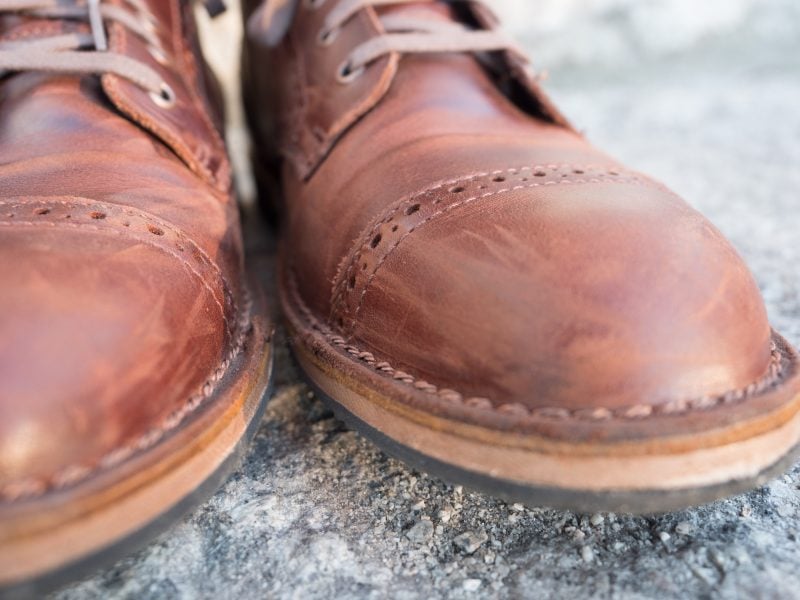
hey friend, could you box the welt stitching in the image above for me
[0,290,254,504]
[352,174,647,323]
[288,271,787,423]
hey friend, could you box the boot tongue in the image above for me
[370,1,531,133]
[0,13,88,44]
[375,1,459,25]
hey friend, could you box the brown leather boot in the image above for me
[0,1,274,592]
[243,0,800,513]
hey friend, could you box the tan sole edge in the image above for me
[0,311,274,592]
[292,330,800,513]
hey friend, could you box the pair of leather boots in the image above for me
[2,0,799,593]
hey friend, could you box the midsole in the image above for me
[295,342,800,493]
[0,316,274,586]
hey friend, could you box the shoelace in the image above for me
[249,0,523,84]
[0,0,213,107]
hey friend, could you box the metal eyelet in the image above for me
[316,26,340,46]
[336,59,365,84]
[149,82,176,108]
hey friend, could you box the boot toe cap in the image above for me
[337,177,777,427]
[0,201,238,499]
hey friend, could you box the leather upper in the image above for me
[244,1,777,431]
[0,1,245,500]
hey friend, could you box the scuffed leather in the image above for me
[0,1,244,497]
[244,1,778,428]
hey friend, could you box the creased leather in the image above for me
[0,0,245,497]
[244,0,572,180]
[244,0,783,432]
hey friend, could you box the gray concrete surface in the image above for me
[54,1,800,598]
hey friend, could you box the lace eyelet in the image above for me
[304,0,326,8]
[316,27,340,46]
[149,82,176,108]
[336,60,365,84]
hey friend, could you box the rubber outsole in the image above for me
[298,357,800,514]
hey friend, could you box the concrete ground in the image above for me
[54,1,800,598]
